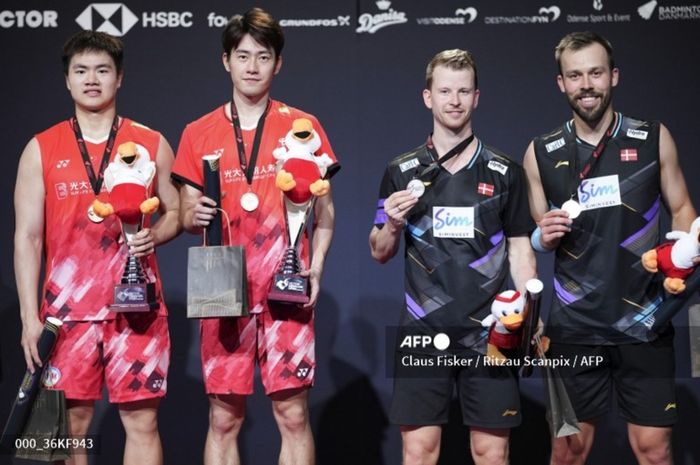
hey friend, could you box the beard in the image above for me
[567,89,612,127]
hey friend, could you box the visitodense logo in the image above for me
[76,3,139,36]
[356,0,408,33]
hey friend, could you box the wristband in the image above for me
[531,227,553,253]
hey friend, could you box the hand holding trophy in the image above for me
[91,141,160,311]
[268,118,334,305]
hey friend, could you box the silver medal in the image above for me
[561,199,582,219]
[240,192,259,212]
[406,179,426,198]
[87,205,104,223]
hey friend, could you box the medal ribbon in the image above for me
[230,99,271,186]
[71,115,120,196]
[417,133,475,181]
[567,112,618,198]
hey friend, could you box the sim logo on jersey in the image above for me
[76,3,139,37]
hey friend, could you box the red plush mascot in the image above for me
[642,217,700,294]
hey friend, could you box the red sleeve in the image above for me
[172,124,204,191]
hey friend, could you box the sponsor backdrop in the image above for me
[1,0,699,463]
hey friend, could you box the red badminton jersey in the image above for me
[36,118,168,321]
[172,100,338,313]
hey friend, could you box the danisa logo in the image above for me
[433,206,474,239]
[484,5,560,24]
[356,0,408,33]
[77,4,193,36]
[416,7,478,25]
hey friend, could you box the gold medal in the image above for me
[87,205,104,223]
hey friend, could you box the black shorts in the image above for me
[548,330,677,426]
[389,352,521,429]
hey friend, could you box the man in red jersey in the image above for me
[172,8,338,465]
[14,31,180,465]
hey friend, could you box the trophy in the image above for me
[91,141,160,312]
[268,118,336,305]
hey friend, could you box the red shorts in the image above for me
[44,314,170,403]
[200,306,315,395]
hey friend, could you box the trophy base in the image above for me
[267,273,309,305]
[112,283,159,312]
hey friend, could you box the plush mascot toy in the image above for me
[641,217,700,294]
[91,141,159,224]
[273,118,334,204]
[481,290,524,363]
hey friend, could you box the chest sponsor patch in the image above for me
[626,128,648,140]
[399,158,420,173]
[546,138,566,153]
[577,174,621,211]
[620,148,638,162]
[487,160,508,175]
[433,206,474,238]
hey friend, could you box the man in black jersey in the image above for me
[524,31,697,465]
[370,49,536,465]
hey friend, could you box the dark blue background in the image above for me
[1,1,699,463]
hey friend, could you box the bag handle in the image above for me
[202,208,233,247]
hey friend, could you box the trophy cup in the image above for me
[90,141,160,312]
[268,118,337,305]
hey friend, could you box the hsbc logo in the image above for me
[76,4,138,36]
[76,4,193,36]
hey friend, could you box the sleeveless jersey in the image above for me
[37,118,168,321]
[533,113,663,344]
[375,141,534,354]
[172,100,339,314]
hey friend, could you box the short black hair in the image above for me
[62,30,124,75]
[222,7,284,58]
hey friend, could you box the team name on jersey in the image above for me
[487,159,508,175]
[432,206,474,238]
[626,128,648,140]
[399,158,420,172]
[545,138,566,153]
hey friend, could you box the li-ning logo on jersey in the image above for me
[76,4,139,37]
[627,128,648,140]
[399,158,419,172]
[356,0,408,33]
[546,137,566,153]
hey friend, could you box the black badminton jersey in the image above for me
[533,113,665,344]
[375,140,534,354]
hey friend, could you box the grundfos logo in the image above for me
[76,4,193,36]
[416,7,478,25]
[356,0,408,33]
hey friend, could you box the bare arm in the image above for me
[179,183,217,235]
[659,123,697,231]
[507,236,538,293]
[523,141,571,250]
[369,190,418,263]
[129,135,182,256]
[14,138,46,372]
[301,188,336,309]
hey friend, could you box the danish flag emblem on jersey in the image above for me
[477,182,495,197]
[620,148,638,162]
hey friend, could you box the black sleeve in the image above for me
[503,163,536,237]
[373,164,398,229]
